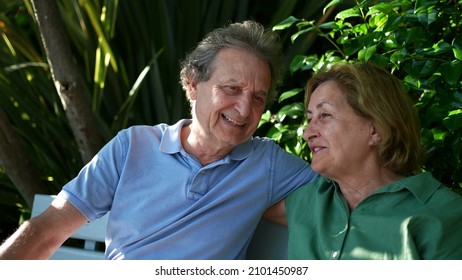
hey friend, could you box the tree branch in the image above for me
[30,0,104,163]
[0,107,49,206]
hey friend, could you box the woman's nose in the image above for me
[303,122,318,142]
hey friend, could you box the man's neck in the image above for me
[180,124,232,166]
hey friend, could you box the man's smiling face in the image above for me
[189,47,271,150]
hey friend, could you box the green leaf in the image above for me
[289,54,319,73]
[416,9,438,26]
[383,32,398,49]
[431,40,452,55]
[80,0,118,72]
[290,27,315,43]
[439,61,462,86]
[273,16,299,31]
[453,92,462,107]
[358,45,377,62]
[367,3,394,15]
[335,7,361,20]
[410,60,438,78]
[266,126,283,141]
[342,37,362,56]
[289,55,307,73]
[382,14,403,33]
[390,48,408,67]
[279,88,303,103]
[402,27,426,46]
[318,21,339,30]
[452,35,462,61]
[352,23,369,35]
[414,0,439,12]
[324,0,343,14]
[258,110,272,128]
[431,127,447,141]
[443,110,462,132]
[277,103,305,119]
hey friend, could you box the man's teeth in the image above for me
[223,115,244,126]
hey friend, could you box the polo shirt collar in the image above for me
[378,172,442,204]
[159,119,254,161]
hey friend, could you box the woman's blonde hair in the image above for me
[306,62,424,175]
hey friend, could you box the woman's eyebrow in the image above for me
[307,101,330,114]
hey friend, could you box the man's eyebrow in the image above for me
[216,78,238,86]
[256,90,268,96]
[217,74,269,91]
[220,78,269,95]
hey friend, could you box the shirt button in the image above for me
[332,251,339,258]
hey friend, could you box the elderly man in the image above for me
[0,20,317,260]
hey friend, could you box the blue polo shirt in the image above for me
[58,119,318,259]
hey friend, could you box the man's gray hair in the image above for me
[179,20,284,103]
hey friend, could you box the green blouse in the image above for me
[285,172,462,260]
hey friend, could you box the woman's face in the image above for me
[304,80,378,179]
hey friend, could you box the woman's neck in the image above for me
[334,168,404,211]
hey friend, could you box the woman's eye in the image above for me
[320,113,331,119]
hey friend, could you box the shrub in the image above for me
[266,0,462,189]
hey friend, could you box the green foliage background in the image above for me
[0,0,461,241]
[268,0,462,192]
[0,0,330,240]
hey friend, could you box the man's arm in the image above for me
[0,197,87,259]
[263,200,287,225]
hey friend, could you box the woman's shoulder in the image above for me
[286,177,329,201]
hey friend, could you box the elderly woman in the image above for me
[268,62,462,260]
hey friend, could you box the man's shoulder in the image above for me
[123,123,168,133]
[117,125,162,140]
[121,119,190,138]
[250,136,279,147]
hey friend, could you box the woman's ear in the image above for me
[369,124,381,146]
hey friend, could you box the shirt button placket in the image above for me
[332,251,339,259]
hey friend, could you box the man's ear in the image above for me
[187,76,198,100]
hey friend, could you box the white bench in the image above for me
[31,194,107,260]
[31,194,288,260]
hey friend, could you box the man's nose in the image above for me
[234,94,252,117]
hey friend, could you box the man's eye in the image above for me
[253,94,266,106]
[223,85,239,94]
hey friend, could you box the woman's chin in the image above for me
[311,161,326,175]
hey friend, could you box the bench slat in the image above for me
[31,194,107,260]
[31,194,288,260]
